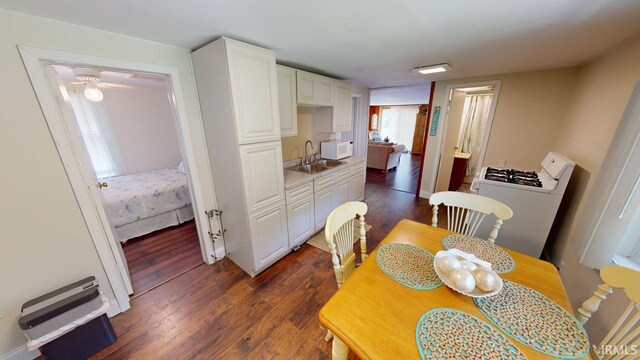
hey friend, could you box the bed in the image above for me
[100,166,194,243]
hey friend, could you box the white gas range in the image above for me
[470,152,575,258]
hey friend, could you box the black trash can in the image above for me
[18,276,117,360]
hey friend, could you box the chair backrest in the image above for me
[429,191,513,243]
[325,201,368,288]
[576,265,640,359]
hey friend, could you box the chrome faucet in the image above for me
[304,140,314,165]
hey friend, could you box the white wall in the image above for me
[0,9,216,357]
[370,84,430,106]
[100,85,182,174]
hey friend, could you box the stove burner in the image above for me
[485,168,542,187]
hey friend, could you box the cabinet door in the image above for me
[350,173,365,201]
[277,65,298,137]
[333,179,351,209]
[240,141,285,212]
[287,196,315,248]
[250,203,289,272]
[316,77,334,106]
[296,71,316,105]
[226,40,281,144]
[333,82,352,132]
[315,187,334,231]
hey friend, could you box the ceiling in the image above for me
[2,0,640,89]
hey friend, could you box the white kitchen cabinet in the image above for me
[350,172,365,201]
[333,82,352,132]
[225,40,281,144]
[239,141,285,212]
[192,37,289,277]
[250,203,289,272]
[333,179,351,208]
[286,196,315,249]
[277,65,297,137]
[317,77,334,106]
[314,187,334,231]
[297,71,317,105]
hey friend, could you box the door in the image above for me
[277,65,298,137]
[316,77,333,106]
[297,70,317,105]
[44,66,134,294]
[435,90,466,192]
[333,179,351,208]
[226,39,281,144]
[287,197,315,248]
[250,203,289,271]
[239,141,286,212]
[315,187,334,231]
[333,82,352,132]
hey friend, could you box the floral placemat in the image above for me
[416,308,526,360]
[375,243,442,290]
[442,234,515,273]
[474,280,590,359]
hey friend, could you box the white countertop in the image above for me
[283,156,366,190]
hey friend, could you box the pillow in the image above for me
[177,161,186,174]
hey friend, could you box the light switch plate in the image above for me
[498,159,506,168]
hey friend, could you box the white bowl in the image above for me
[434,249,503,298]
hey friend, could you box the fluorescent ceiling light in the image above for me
[413,63,452,75]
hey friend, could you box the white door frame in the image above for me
[19,46,219,314]
[431,80,501,193]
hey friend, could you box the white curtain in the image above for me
[457,95,492,175]
[68,89,126,179]
[379,105,419,150]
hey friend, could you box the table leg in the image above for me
[331,335,349,360]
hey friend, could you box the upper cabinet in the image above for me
[225,40,281,145]
[293,70,352,133]
[333,81,352,132]
[276,65,297,137]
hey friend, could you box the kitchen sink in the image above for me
[287,160,346,174]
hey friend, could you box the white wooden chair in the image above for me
[576,265,640,359]
[323,201,368,345]
[429,191,513,243]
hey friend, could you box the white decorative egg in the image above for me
[472,268,498,292]
[459,260,478,272]
[437,255,461,273]
[449,268,476,293]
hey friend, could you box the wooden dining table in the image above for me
[318,219,592,360]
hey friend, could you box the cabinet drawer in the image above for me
[351,162,365,176]
[314,173,335,192]
[286,182,313,205]
[334,168,350,182]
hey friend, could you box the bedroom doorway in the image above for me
[49,64,206,297]
[19,45,222,313]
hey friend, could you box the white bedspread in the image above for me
[100,167,191,228]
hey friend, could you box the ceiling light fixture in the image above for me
[413,63,453,75]
[84,84,104,102]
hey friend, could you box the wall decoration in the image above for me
[429,106,441,136]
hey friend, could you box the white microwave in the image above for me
[321,140,353,160]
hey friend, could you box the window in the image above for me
[68,89,124,178]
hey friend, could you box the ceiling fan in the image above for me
[67,68,130,102]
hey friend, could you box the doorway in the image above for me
[366,105,426,194]
[434,82,500,193]
[19,46,219,314]
[50,64,205,297]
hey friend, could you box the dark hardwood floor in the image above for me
[122,220,203,298]
[93,185,442,359]
[366,153,422,194]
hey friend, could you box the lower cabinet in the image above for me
[333,179,351,208]
[286,196,315,249]
[314,187,334,231]
[250,203,289,272]
[350,172,365,201]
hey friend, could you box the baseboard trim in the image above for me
[419,190,432,199]
[0,345,39,360]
